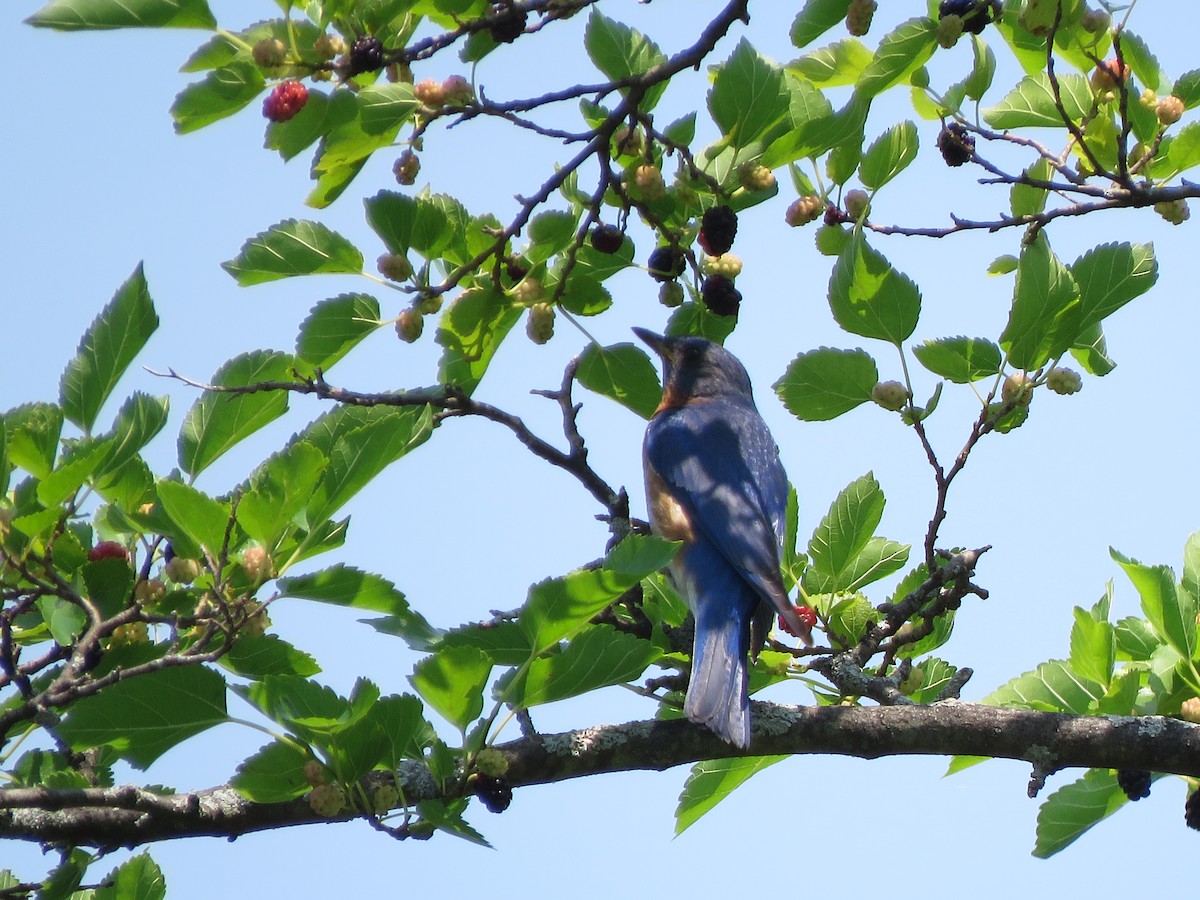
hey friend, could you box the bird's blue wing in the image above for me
[645,398,792,618]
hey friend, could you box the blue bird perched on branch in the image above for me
[635,328,812,749]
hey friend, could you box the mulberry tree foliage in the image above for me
[5,0,1200,893]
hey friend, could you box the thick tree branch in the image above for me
[2,703,1197,848]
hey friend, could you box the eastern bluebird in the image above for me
[635,328,811,748]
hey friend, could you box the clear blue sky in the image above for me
[3,1,1198,895]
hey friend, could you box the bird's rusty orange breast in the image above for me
[644,462,694,542]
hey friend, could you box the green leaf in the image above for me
[859,121,919,189]
[437,287,522,395]
[438,621,531,667]
[373,694,436,767]
[774,346,878,421]
[410,645,492,731]
[828,233,921,344]
[1167,122,1200,173]
[364,191,453,258]
[856,17,937,99]
[37,597,87,646]
[37,439,113,507]
[295,293,382,372]
[912,337,1002,383]
[1069,607,1115,688]
[576,343,661,419]
[519,535,677,654]
[1111,549,1196,660]
[238,442,327,548]
[1069,323,1116,376]
[1182,531,1200,605]
[983,73,1093,128]
[358,81,418,135]
[82,556,135,618]
[94,852,167,900]
[1114,616,1159,661]
[1010,158,1053,219]
[266,88,334,161]
[278,564,437,650]
[94,392,170,479]
[963,34,997,100]
[231,739,312,802]
[1068,242,1158,335]
[902,657,959,704]
[789,38,873,87]
[222,219,364,286]
[59,265,159,433]
[675,756,786,835]
[527,210,578,263]
[178,350,296,477]
[1000,233,1081,370]
[510,626,659,707]
[155,479,231,555]
[806,535,908,594]
[221,635,320,680]
[1033,769,1130,858]
[4,402,64,478]
[982,659,1104,714]
[583,9,668,109]
[56,665,228,769]
[1172,69,1200,109]
[303,405,433,525]
[708,39,789,148]
[170,60,264,134]
[27,0,216,29]
[665,301,738,344]
[987,254,1019,276]
[790,0,852,49]
[240,675,346,738]
[807,473,885,592]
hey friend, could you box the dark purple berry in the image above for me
[938,0,1000,34]
[506,256,530,282]
[1116,769,1152,801]
[698,205,737,256]
[701,275,741,318]
[590,224,624,255]
[647,246,686,282]
[347,35,385,75]
[1186,790,1200,831]
[488,3,528,43]
[938,123,975,167]
[471,774,512,813]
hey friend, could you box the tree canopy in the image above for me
[3,0,1200,896]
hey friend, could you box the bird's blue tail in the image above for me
[680,549,758,749]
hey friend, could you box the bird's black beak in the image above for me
[632,327,668,358]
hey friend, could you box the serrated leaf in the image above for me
[963,34,997,100]
[266,88,335,161]
[178,350,295,476]
[94,852,166,900]
[231,739,312,802]
[859,121,919,189]
[60,265,159,432]
[912,337,1002,383]
[1068,242,1157,335]
[807,473,884,587]
[829,233,921,344]
[509,626,659,708]
[1172,69,1200,109]
[410,646,492,731]
[789,38,872,87]
[675,755,786,834]
[155,479,231,555]
[238,441,327,548]
[774,346,878,421]
[982,659,1104,714]
[56,665,228,768]
[27,0,216,30]
[789,0,851,48]
[295,293,382,372]
[221,635,320,680]
[373,694,435,767]
[1111,549,1196,660]
[4,402,64,478]
[583,9,668,109]
[856,18,937,99]
[984,73,1093,128]
[171,60,263,133]
[1033,769,1131,858]
[438,621,531,667]
[576,343,661,419]
[1069,322,1116,376]
[222,219,363,286]
[806,535,908,594]
[1114,616,1159,661]
[437,287,522,395]
[1000,233,1081,370]
[519,535,677,654]
[1069,607,1115,688]
[708,39,789,148]
[1010,158,1053,219]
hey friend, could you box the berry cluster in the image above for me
[526,303,555,345]
[702,253,743,279]
[263,81,309,123]
[845,0,877,37]
[471,773,513,813]
[937,123,975,167]
[347,35,385,76]
[590,224,624,255]
[786,195,823,227]
[488,2,528,43]
[393,149,420,185]
[1116,768,1152,801]
[938,0,1000,34]
[778,604,817,638]
[632,164,667,201]
[738,162,776,192]
[698,205,737,256]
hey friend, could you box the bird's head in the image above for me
[633,328,754,409]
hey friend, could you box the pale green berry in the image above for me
[307,783,345,817]
[165,557,202,584]
[1002,372,1034,406]
[871,380,909,412]
[1046,367,1082,396]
